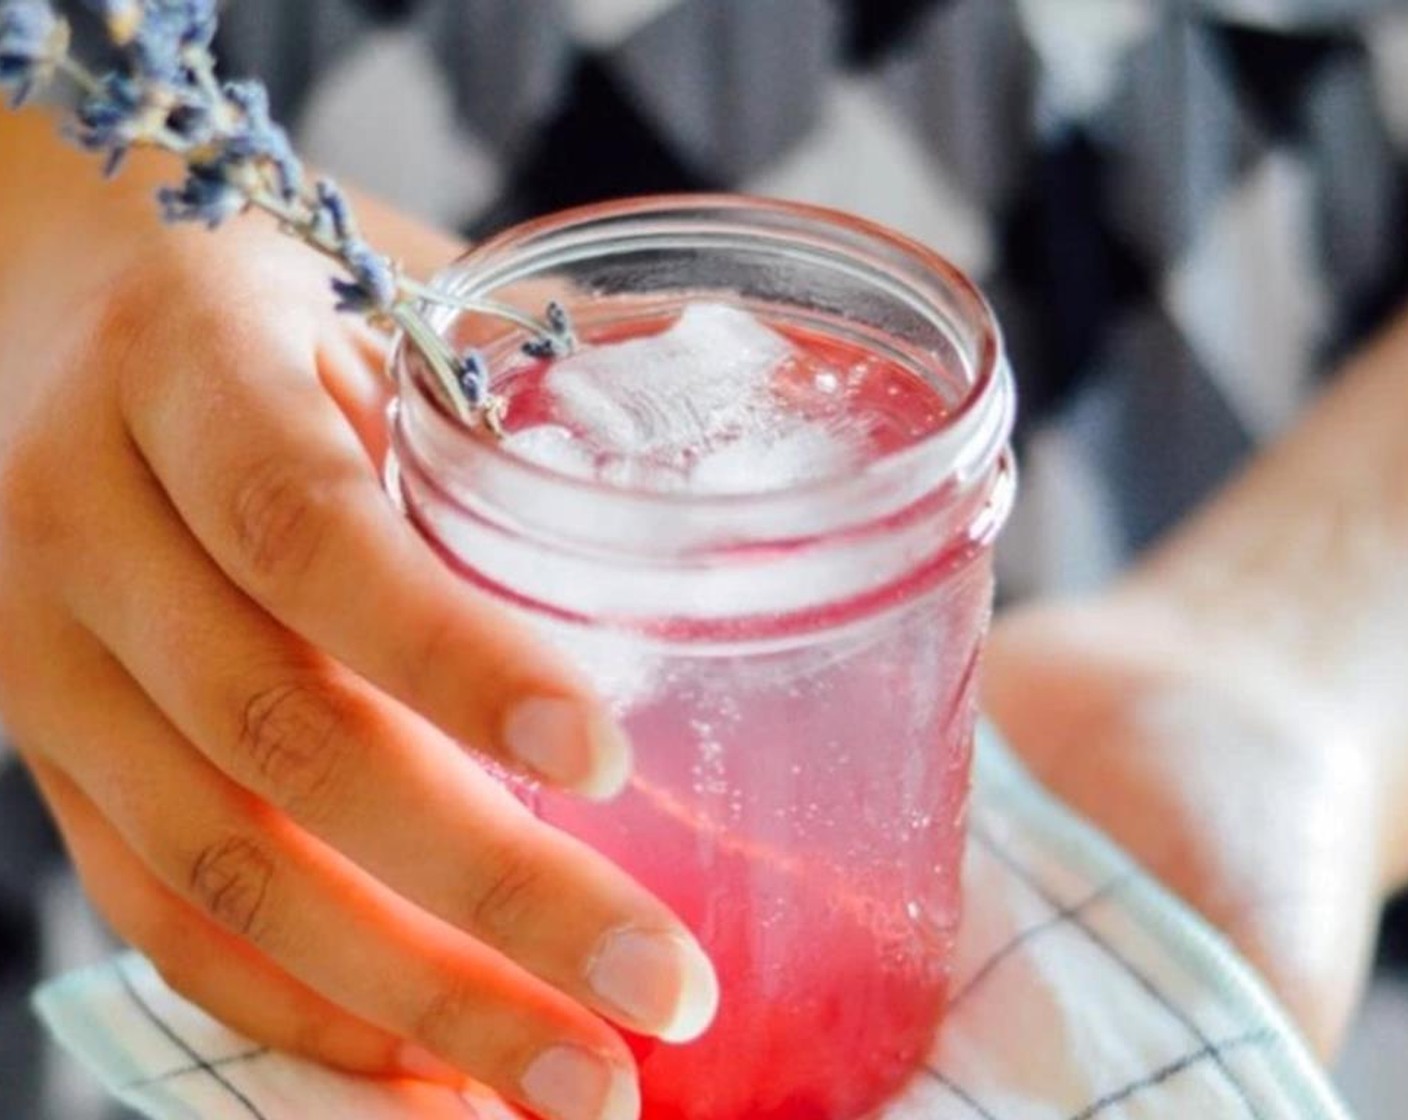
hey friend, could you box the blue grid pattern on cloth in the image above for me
[31,731,1352,1119]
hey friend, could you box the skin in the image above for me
[0,112,713,1120]
[0,102,1404,1113]
[984,309,1408,1060]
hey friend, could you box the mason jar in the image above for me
[388,195,1016,1120]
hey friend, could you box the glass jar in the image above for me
[388,196,1016,1120]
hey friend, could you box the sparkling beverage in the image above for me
[389,197,1016,1120]
[430,307,987,1119]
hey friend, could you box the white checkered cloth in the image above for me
[33,729,1351,1120]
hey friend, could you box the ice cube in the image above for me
[506,425,696,490]
[545,302,794,465]
[503,424,596,478]
[538,302,867,493]
[690,422,860,494]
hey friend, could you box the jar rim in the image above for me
[394,193,1014,530]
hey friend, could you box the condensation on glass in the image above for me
[387,196,1016,1120]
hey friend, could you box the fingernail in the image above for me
[521,1045,639,1120]
[588,928,720,1043]
[503,699,632,800]
[395,1042,466,1086]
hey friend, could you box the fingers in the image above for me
[315,323,394,465]
[54,442,715,1043]
[118,312,629,798]
[27,758,465,1087]
[30,640,641,1120]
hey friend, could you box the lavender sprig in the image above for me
[0,0,574,427]
[0,0,67,106]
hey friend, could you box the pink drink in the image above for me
[538,621,979,1120]
[390,196,1016,1120]
[422,317,990,1119]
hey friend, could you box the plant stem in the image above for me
[392,304,474,423]
[399,278,553,337]
[45,41,546,433]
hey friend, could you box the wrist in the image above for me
[1110,562,1408,898]
[1109,315,1408,893]
[987,585,1388,1056]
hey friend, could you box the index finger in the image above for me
[121,301,630,799]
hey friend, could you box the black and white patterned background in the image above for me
[227,0,1408,597]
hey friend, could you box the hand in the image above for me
[983,592,1388,1060]
[0,121,712,1120]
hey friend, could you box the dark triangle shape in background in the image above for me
[994,128,1154,426]
[469,53,721,237]
[837,0,952,67]
[350,0,423,23]
[1211,23,1353,144]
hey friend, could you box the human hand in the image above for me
[983,592,1389,1060]
[0,125,713,1120]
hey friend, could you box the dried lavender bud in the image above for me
[86,0,141,45]
[71,70,143,168]
[314,179,356,244]
[219,80,300,199]
[3,0,571,430]
[126,7,183,82]
[0,1,65,107]
[457,350,488,406]
[546,299,574,341]
[157,160,244,227]
[164,98,213,145]
[517,299,577,359]
[170,0,216,51]
[92,0,213,70]
[520,336,559,360]
[330,239,397,313]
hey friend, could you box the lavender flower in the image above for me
[521,299,577,359]
[0,0,574,428]
[457,351,489,407]
[221,79,300,201]
[156,160,244,227]
[520,336,557,360]
[331,240,397,314]
[70,71,144,172]
[91,0,215,69]
[0,0,66,106]
[87,0,141,44]
[313,179,356,244]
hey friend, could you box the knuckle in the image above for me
[230,459,323,587]
[404,613,464,709]
[285,1012,340,1064]
[86,251,220,407]
[230,458,334,590]
[84,258,169,366]
[236,678,355,818]
[467,844,548,944]
[409,971,481,1053]
[187,833,277,941]
[0,437,66,562]
[95,250,305,423]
